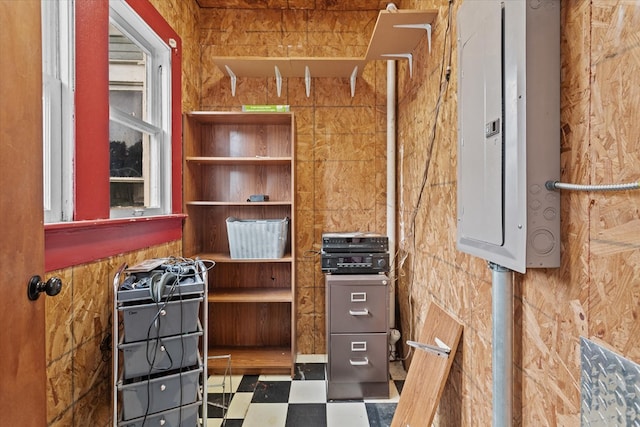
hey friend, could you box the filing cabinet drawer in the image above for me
[329,284,387,333]
[329,333,388,383]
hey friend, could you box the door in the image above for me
[0,1,47,425]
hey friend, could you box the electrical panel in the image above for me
[456,0,560,273]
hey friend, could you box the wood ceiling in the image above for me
[195,0,393,10]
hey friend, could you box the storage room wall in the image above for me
[395,0,640,425]
[44,1,200,426]
[197,1,391,354]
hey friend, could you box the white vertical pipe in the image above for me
[384,2,398,349]
[386,58,396,329]
[490,262,513,427]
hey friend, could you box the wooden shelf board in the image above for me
[207,346,292,376]
[208,288,293,303]
[196,252,293,263]
[212,56,367,78]
[392,302,462,426]
[186,201,292,207]
[186,156,292,165]
[366,9,438,60]
[186,111,293,125]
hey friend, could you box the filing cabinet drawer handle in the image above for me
[349,308,369,316]
[351,292,367,302]
[351,341,367,351]
[349,357,369,366]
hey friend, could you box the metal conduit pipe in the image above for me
[386,2,398,347]
[546,180,640,192]
[387,60,397,331]
[490,262,513,427]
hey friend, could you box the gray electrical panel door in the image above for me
[458,1,504,246]
[456,0,561,273]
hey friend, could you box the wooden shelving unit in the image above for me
[210,9,438,96]
[183,111,296,376]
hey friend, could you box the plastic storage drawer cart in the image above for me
[112,259,209,426]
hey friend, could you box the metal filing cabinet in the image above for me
[326,274,389,400]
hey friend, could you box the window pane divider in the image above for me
[109,105,161,135]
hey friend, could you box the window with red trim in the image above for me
[43,0,184,272]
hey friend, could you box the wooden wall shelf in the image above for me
[211,9,437,97]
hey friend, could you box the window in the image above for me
[41,0,74,223]
[43,0,184,272]
[109,1,172,218]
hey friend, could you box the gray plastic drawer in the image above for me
[117,274,205,303]
[119,297,202,343]
[118,326,202,380]
[328,283,387,333]
[329,333,388,383]
[117,400,201,427]
[119,366,202,421]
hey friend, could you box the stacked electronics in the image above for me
[321,233,391,400]
[321,232,389,275]
[112,258,208,427]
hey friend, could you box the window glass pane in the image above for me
[109,1,171,219]
[109,22,152,211]
[109,121,143,179]
[109,121,146,208]
[110,89,143,120]
[108,24,148,121]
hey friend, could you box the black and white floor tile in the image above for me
[205,355,406,427]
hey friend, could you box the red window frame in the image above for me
[45,0,184,272]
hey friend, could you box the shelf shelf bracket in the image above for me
[350,65,358,98]
[381,53,413,78]
[406,337,451,358]
[225,65,237,97]
[275,65,283,97]
[305,65,311,98]
[393,23,432,53]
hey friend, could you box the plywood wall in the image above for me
[395,0,640,425]
[45,240,182,427]
[149,0,201,111]
[197,3,389,354]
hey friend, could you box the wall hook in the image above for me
[381,53,413,78]
[350,65,358,98]
[305,66,311,98]
[275,65,283,97]
[225,65,237,97]
[393,23,432,53]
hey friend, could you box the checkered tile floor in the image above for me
[204,355,406,427]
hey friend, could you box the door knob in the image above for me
[27,275,62,301]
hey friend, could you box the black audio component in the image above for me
[321,252,389,274]
[321,232,388,253]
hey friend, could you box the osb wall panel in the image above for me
[589,0,640,359]
[395,0,640,426]
[148,0,201,111]
[198,7,387,354]
[45,241,182,427]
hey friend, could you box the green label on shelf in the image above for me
[242,105,290,112]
